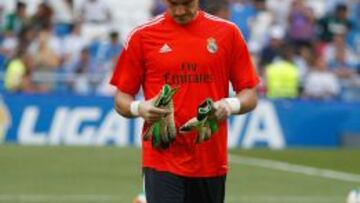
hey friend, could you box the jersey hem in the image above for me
[142,164,228,178]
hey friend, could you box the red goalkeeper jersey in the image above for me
[110,11,258,177]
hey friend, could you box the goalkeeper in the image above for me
[110,0,258,202]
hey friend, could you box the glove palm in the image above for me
[143,84,178,149]
[179,99,218,143]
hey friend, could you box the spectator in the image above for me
[0,30,18,65]
[78,0,112,45]
[293,45,313,86]
[4,1,28,35]
[29,24,62,70]
[318,3,353,42]
[17,25,37,54]
[266,0,293,27]
[265,44,300,99]
[287,0,316,48]
[348,0,359,55]
[248,0,275,54]
[63,23,86,72]
[79,0,112,24]
[96,31,122,69]
[328,46,357,80]
[49,0,75,37]
[30,2,53,31]
[28,23,62,91]
[150,0,166,17]
[95,31,122,96]
[303,56,340,99]
[229,0,256,41]
[204,0,230,19]
[324,34,357,78]
[259,25,285,72]
[68,48,92,94]
[4,50,46,93]
[324,0,349,15]
[86,37,103,74]
[349,0,360,32]
[0,4,5,32]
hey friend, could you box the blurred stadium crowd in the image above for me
[0,0,359,101]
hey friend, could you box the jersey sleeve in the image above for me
[110,30,144,96]
[229,25,259,92]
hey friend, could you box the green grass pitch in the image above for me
[0,146,359,203]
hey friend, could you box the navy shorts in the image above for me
[144,167,226,203]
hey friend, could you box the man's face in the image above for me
[165,0,199,25]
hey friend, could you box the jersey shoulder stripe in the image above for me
[203,13,236,27]
[204,13,245,41]
[124,14,165,49]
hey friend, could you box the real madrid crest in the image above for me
[207,37,218,54]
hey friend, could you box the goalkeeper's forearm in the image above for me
[232,87,258,115]
[114,89,170,123]
[114,90,137,118]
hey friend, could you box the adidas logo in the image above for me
[159,44,172,53]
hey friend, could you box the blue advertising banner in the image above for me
[0,93,359,148]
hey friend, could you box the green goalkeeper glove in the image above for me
[143,84,179,149]
[179,98,218,143]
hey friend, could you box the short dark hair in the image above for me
[335,3,347,12]
[280,44,295,61]
[110,31,119,39]
[16,1,26,10]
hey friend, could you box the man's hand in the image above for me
[179,99,219,143]
[213,99,232,121]
[142,84,179,149]
[138,95,170,124]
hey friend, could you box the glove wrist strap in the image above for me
[130,100,141,117]
[224,98,241,114]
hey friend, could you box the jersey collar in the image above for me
[165,10,204,27]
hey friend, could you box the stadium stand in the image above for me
[0,0,359,100]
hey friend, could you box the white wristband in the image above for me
[130,101,141,117]
[224,98,241,114]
